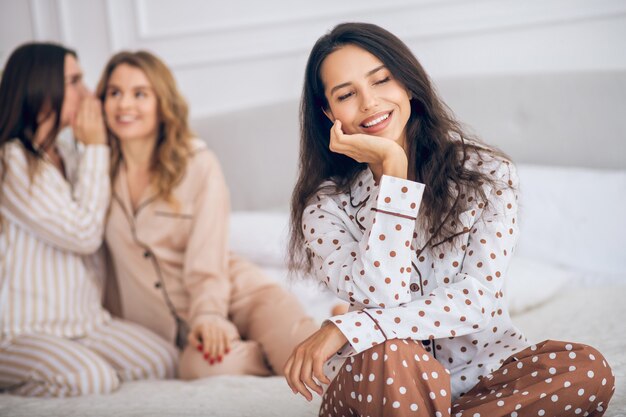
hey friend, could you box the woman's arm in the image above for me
[182,149,232,327]
[1,142,110,254]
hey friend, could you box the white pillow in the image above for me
[229,211,289,268]
[504,256,578,316]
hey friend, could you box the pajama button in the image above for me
[410,283,420,292]
[154,282,161,289]
[143,251,150,258]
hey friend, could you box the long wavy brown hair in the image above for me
[96,51,192,205]
[289,22,509,274]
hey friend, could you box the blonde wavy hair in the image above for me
[96,50,192,205]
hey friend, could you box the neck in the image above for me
[120,137,156,172]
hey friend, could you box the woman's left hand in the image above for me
[188,316,233,364]
[284,322,348,401]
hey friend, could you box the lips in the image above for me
[115,115,139,125]
[360,110,393,133]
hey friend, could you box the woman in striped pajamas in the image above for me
[0,43,177,397]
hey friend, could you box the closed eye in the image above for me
[374,76,391,86]
[337,91,354,101]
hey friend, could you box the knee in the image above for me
[578,345,615,399]
[154,343,178,379]
[178,341,270,379]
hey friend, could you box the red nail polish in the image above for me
[203,353,209,359]
[217,356,222,363]
[209,359,215,365]
[197,345,203,352]
[225,348,230,354]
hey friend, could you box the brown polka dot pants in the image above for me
[320,340,615,417]
[320,339,451,417]
[453,340,615,417]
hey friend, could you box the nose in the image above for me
[118,92,133,109]
[360,87,378,112]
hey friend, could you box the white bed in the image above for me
[1,72,625,416]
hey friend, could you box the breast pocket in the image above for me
[152,204,195,251]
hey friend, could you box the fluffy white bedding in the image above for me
[1,285,624,416]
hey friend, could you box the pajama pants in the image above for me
[178,256,318,379]
[321,339,615,417]
[0,319,177,397]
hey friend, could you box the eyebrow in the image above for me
[329,65,386,95]
[65,73,83,83]
[106,84,153,91]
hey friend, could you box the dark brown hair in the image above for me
[0,42,76,158]
[289,22,508,273]
[0,42,77,226]
[96,51,192,205]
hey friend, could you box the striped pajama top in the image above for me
[0,139,111,343]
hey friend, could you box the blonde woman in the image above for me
[0,43,177,397]
[97,51,317,379]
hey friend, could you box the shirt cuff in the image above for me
[375,175,425,219]
[82,145,110,173]
[327,310,386,354]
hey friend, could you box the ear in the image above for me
[322,107,335,123]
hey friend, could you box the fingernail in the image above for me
[217,356,222,363]
[197,345,203,352]
[203,353,209,359]
[209,359,215,365]
[225,348,230,354]
[292,389,297,394]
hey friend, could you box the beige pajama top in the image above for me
[303,149,529,398]
[105,139,233,344]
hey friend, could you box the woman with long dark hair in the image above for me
[285,23,615,416]
[0,43,177,397]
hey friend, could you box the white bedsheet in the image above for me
[1,285,624,417]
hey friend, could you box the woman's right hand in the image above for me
[72,96,107,145]
[329,120,408,179]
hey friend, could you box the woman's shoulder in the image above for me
[185,138,221,173]
[2,139,28,161]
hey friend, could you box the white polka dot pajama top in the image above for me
[302,153,529,399]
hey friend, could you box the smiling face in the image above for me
[320,44,412,147]
[103,63,159,144]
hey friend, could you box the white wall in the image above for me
[2,0,626,118]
